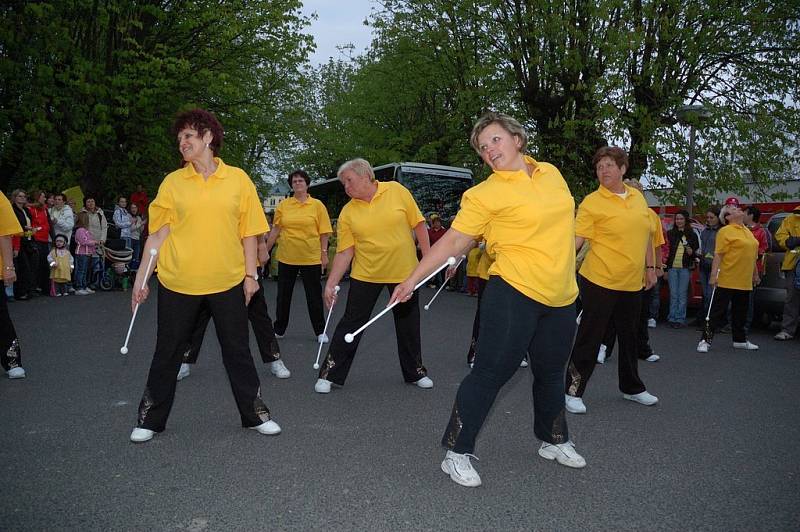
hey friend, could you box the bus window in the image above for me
[397,169,471,223]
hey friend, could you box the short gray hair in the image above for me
[469,112,528,154]
[337,158,375,182]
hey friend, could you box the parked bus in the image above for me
[308,162,474,222]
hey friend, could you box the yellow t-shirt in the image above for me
[466,246,482,277]
[649,210,666,250]
[477,247,494,281]
[715,223,758,290]
[273,196,333,266]
[0,194,23,272]
[149,158,268,295]
[336,181,424,283]
[577,185,652,292]
[451,156,578,307]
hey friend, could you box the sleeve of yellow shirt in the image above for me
[575,198,596,240]
[336,208,354,252]
[451,189,489,237]
[399,185,424,227]
[316,200,333,234]
[238,176,269,238]
[148,178,176,233]
[650,211,665,247]
[714,228,731,254]
[0,194,23,237]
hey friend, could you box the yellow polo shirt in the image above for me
[337,181,423,283]
[715,223,758,290]
[273,196,333,265]
[576,185,652,291]
[0,194,23,272]
[451,156,578,307]
[149,158,268,295]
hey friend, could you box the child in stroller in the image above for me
[92,238,134,290]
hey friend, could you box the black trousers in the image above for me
[13,241,37,298]
[566,276,646,398]
[136,282,271,432]
[274,261,325,336]
[466,277,487,365]
[443,276,575,454]
[0,289,21,371]
[182,279,281,365]
[319,278,426,386]
[33,241,51,293]
[702,287,750,344]
[601,287,656,360]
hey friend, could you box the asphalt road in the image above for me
[1,280,798,531]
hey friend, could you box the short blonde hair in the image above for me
[337,158,375,182]
[469,112,528,154]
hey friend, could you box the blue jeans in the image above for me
[667,268,691,324]
[74,254,91,289]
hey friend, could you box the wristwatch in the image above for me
[245,272,259,282]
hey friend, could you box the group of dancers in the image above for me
[119,107,766,489]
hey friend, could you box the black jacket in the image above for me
[665,229,699,269]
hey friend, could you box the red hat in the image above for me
[724,196,740,207]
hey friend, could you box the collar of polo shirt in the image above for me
[182,157,227,179]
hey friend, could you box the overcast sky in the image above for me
[301,0,376,65]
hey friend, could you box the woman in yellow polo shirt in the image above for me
[390,112,584,488]
[315,158,432,394]
[266,169,333,343]
[128,108,280,443]
[565,147,659,416]
[0,192,25,379]
[697,197,760,352]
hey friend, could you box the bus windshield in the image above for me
[397,169,471,222]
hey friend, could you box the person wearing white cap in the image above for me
[696,197,761,352]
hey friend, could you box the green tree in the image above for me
[0,0,313,202]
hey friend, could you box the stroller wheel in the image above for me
[100,269,114,291]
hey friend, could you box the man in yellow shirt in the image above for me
[315,158,432,394]
[0,192,25,379]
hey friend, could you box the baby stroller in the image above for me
[93,239,134,291]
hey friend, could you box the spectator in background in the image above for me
[27,190,54,295]
[130,184,149,216]
[665,210,699,328]
[80,196,107,290]
[48,234,74,296]
[49,193,74,244]
[113,196,133,248]
[698,206,721,320]
[773,205,800,340]
[648,217,670,328]
[128,202,145,271]
[10,190,36,301]
[427,214,446,288]
[743,206,769,334]
[73,211,97,296]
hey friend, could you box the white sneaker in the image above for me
[7,367,26,379]
[85,287,95,294]
[538,441,586,469]
[520,358,529,368]
[75,289,90,295]
[130,427,154,443]
[317,333,329,344]
[274,332,284,339]
[644,354,661,362]
[623,390,659,406]
[414,376,434,389]
[314,378,332,393]
[441,450,481,487]
[774,331,794,341]
[596,344,607,364]
[270,359,291,379]
[733,341,759,350]
[176,363,191,381]
[565,394,586,414]
[647,318,657,328]
[697,340,710,353]
[249,420,281,435]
